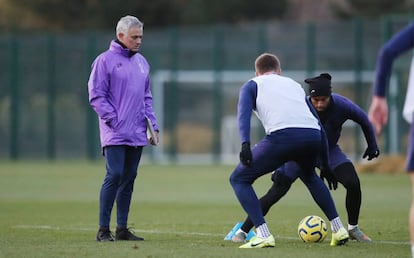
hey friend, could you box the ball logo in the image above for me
[298,215,328,243]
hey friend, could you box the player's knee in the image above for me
[229,173,237,186]
[345,179,361,192]
[272,171,293,189]
[229,171,245,186]
[335,162,360,189]
[264,172,293,203]
[105,169,122,182]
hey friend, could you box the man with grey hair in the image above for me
[88,15,159,242]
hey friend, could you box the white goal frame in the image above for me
[149,70,399,164]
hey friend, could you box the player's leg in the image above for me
[335,162,361,226]
[300,171,349,246]
[233,167,296,242]
[406,121,414,257]
[295,148,349,246]
[233,129,316,248]
[230,137,282,248]
[328,146,371,241]
[300,171,339,220]
[115,146,144,241]
[334,161,371,242]
[409,174,414,258]
[235,128,330,248]
[259,170,295,216]
[97,145,126,241]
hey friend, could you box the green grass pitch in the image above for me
[0,161,410,257]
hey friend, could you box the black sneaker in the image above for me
[115,228,144,241]
[96,228,114,242]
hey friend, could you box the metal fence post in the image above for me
[86,34,99,160]
[353,17,363,158]
[47,34,56,160]
[167,26,179,162]
[213,25,223,163]
[9,36,20,160]
[306,22,315,77]
[257,22,268,54]
[381,17,393,154]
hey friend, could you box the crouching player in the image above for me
[230,73,380,244]
[229,53,350,249]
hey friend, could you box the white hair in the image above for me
[116,15,143,36]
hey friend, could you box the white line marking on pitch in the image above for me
[13,225,409,245]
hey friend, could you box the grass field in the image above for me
[0,161,411,258]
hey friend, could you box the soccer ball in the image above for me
[298,215,328,243]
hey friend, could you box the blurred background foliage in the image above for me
[0,0,412,31]
[0,0,413,162]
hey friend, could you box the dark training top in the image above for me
[313,93,377,150]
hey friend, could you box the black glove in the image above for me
[362,147,380,160]
[319,166,338,190]
[239,142,253,166]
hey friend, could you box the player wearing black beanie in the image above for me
[305,73,332,97]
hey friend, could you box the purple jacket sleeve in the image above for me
[143,75,159,131]
[88,56,117,127]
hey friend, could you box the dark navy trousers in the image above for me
[229,128,330,228]
[99,145,143,228]
[279,161,339,220]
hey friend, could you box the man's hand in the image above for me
[319,167,338,190]
[149,131,159,146]
[362,147,380,160]
[368,96,388,135]
[239,142,252,166]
